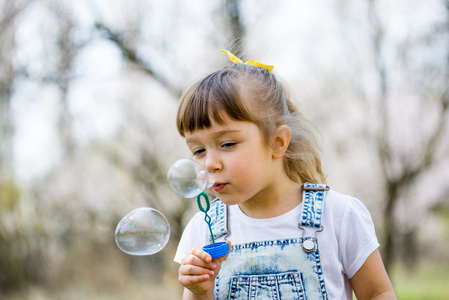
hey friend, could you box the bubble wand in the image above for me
[168,159,229,258]
[197,192,215,246]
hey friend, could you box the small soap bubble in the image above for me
[115,207,170,256]
[167,159,215,198]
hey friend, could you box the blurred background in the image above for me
[0,0,448,299]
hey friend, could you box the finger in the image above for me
[189,246,213,263]
[179,264,215,277]
[179,273,211,287]
[181,254,217,270]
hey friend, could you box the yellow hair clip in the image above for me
[219,50,274,71]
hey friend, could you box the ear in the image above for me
[272,125,291,159]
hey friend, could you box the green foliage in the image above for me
[0,178,46,293]
[392,264,449,300]
[0,177,25,291]
[0,177,20,211]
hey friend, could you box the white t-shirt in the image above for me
[174,190,380,300]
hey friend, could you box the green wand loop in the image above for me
[197,192,215,247]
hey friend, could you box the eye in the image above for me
[192,148,205,156]
[221,142,237,149]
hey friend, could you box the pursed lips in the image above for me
[212,182,227,192]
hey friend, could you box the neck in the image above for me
[238,175,303,219]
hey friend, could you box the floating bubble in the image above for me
[167,159,215,198]
[115,207,170,256]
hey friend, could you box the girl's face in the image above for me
[185,118,278,207]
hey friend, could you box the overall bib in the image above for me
[208,183,329,300]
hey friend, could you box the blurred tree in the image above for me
[52,1,80,158]
[368,0,449,271]
[0,0,32,176]
[0,0,47,293]
[95,22,184,99]
[223,0,245,57]
[95,0,246,96]
[1,0,447,297]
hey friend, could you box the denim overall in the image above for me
[208,183,329,300]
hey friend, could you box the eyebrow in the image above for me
[185,129,242,143]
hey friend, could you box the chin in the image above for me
[216,195,244,206]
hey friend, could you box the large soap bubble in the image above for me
[167,159,215,198]
[115,207,170,256]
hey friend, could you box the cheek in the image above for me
[227,155,266,184]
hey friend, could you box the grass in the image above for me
[391,263,449,300]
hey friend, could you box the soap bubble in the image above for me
[115,207,170,256]
[167,159,215,198]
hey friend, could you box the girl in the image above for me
[174,50,396,300]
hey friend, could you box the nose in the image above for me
[204,150,222,173]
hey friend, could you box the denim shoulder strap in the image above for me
[209,183,328,241]
[209,198,229,241]
[300,182,329,228]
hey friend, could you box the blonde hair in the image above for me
[177,64,326,184]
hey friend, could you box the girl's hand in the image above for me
[179,241,231,299]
